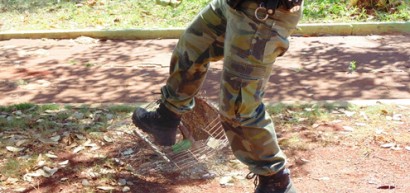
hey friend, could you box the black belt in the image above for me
[227,0,302,21]
[228,0,302,12]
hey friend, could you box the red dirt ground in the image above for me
[1,35,409,105]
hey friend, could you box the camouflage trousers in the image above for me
[160,0,302,176]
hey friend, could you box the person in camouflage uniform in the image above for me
[133,0,303,192]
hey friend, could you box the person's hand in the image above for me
[156,0,182,7]
[281,0,303,8]
[281,0,302,12]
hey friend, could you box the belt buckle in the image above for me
[255,3,271,21]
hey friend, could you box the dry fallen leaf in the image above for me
[37,160,46,167]
[5,177,19,185]
[314,176,330,181]
[23,166,59,180]
[50,135,61,142]
[38,136,59,145]
[380,143,395,148]
[375,128,385,135]
[312,123,321,128]
[83,139,99,150]
[23,170,43,182]
[342,126,355,132]
[45,153,58,159]
[106,113,114,120]
[15,139,28,146]
[355,122,367,126]
[72,145,85,154]
[97,186,115,191]
[391,145,402,151]
[118,178,127,186]
[6,146,25,152]
[331,120,342,124]
[121,148,134,156]
[42,166,59,177]
[60,177,69,181]
[219,176,234,186]
[58,160,69,166]
[83,139,95,147]
[82,179,90,186]
[103,135,113,143]
[392,114,402,121]
[359,111,369,120]
[75,134,86,140]
[122,186,131,192]
[343,111,356,117]
[13,187,26,192]
[207,137,224,149]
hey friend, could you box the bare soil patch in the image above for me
[1,102,409,193]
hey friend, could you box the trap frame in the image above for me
[133,96,230,170]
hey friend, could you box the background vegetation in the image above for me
[0,0,409,31]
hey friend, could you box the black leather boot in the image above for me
[132,103,181,146]
[248,168,296,193]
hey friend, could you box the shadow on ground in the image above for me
[0,35,409,106]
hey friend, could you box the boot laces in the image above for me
[139,107,161,121]
[246,172,259,189]
[246,171,289,190]
[141,100,162,120]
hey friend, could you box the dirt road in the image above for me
[1,35,409,105]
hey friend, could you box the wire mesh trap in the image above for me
[133,96,230,170]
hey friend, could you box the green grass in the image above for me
[267,102,342,126]
[1,157,37,178]
[0,103,132,132]
[303,0,410,23]
[107,104,135,113]
[0,0,408,31]
[2,158,22,178]
[0,0,210,31]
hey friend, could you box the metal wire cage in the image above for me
[133,96,230,170]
